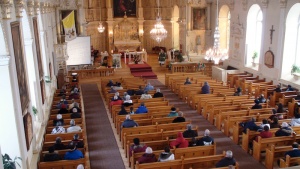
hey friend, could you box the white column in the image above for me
[276,6,286,78]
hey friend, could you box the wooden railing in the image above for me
[68,68,115,79]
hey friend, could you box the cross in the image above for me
[270,25,275,44]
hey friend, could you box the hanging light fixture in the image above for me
[150,0,167,43]
[97,0,105,33]
[205,0,228,64]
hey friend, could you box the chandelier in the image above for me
[205,0,228,64]
[150,0,167,43]
[97,0,105,33]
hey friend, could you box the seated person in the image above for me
[68,91,79,100]
[70,108,81,119]
[135,86,144,95]
[122,92,128,100]
[158,146,174,162]
[109,86,117,93]
[110,96,123,106]
[274,84,282,92]
[53,114,64,126]
[138,147,157,164]
[58,104,69,114]
[57,85,67,96]
[270,116,280,128]
[255,126,272,142]
[269,103,285,120]
[114,82,123,90]
[172,111,186,123]
[77,164,84,169]
[277,142,300,166]
[51,121,66,134]
[129,138,147,157]
[183,124,198,138]
[170,132,189,148]
[56,99,68,109]
[168,107,178,117]
[69,99,80,110]
[53,137,65,150]
[259,119,270,130]
[111,92,122,101]
[71,85,79,93]
[257,94,267,103]
[233,87,242,96]
[290,113,300,127]
[70,102,81,113]
[286,84,294,91]
[67,119,82,133]
[64,142,84,160]
[241,117,260,133]
[252,99,262,109]
[144,83,154,92]
[275,122,293,137]
[295,92,300,100]
[123,95,133,107]
[201,82,210,94]
[140,91,152,99]
[121,115,138,128]
[215,150,236,167]
[135,103,148,114]
[106,79,114,87]
[153,88,164,98]
[129,107,135,114]
[69,134,84,148]
[196,129,214,146]
[126,89,135,96]
[43,146,61,162]
[184,77,192,85]
[118,105,128,115]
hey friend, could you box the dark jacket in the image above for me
[70,113,81,119]
[122,119,138,128]
[53,143,65,150]
[196,136,214,146]
[53,119,64,126]
[135,89,144,95]
[275,127,293,137]
[172,117,186,123]
[270,122,280,129]
[58,108,69,114]
[242,120,260,133]
[70,139,84,148]
[129,144,147,157]
[201,84,210,94]
[153,92,164,98]
[285,149,300,157]
[138,153,157,164]
[118,109,128,115]
[183,130,198,138]
[215,157,236,167]
[43,153,61,162]
[252,104,262,109]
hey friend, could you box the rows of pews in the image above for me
[101,75,240,169]
[167,71,300,169]
[38,84,90,169]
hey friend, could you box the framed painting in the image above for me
[33,17,44,79]
[23,113,33,151]
[11,21,29,114]
[113,0,136,17]
[264,50,274,68]
[192,8,206,30]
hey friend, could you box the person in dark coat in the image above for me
[258,94,266,103]
[252,99,262,109]
[285,142,300,157]
[241,118,260,133]
[182,124,198,138]
[286,85,294,91]
[43,146,61,162]
[121,115,138,128]
[53,137,65,150]
[70,107,81,119]
[53,114,64,126]
[215,150,236,167]
[153,88,164,98]
[58,104,69,114]
[196,129,214,146]
[138,147,157,164]
[270,116,280,128]
[274,84,282,92]
[69,134,84,149]
[135,86,144,95]
[172,111,186,123]
[233,87,242,96]
[129,138,147,157]
[275,122,293,137]
[118,105,128,115]
[106,79,114,87]
[201,82,210,94]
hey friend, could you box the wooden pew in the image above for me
[38,158,86,169]
[270,91,297,107]
[265,145,293,169]
[279,155,300,168]
[279,94,298,107]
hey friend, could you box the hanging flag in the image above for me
[62,10,77,41]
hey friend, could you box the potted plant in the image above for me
[291,64,300,75]
[252,51,258,62]
[2,154,21,169]
[32,106,38,116]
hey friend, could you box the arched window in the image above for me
[281,3,300,78]
[245,4,263,66]
[219,5,230,50]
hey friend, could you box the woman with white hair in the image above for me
[215,150,236,167]
[77,164,84,169]
[153,88,164,98]
[138,147,157,164]
[275,122,293,137]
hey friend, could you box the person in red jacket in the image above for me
[256,125,272,142]
[170,132,189,148]
[137,147,157,164]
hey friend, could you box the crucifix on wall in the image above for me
[270,25,275,44]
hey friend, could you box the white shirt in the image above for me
[124,100,133,103]
[67,125,82,133]
[51,126,66,134]
[140,94,152,99]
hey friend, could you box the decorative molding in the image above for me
[227,0,234,10]
[188,0,201,5]
[261,0,268,8]
[14,0,24,17]
[0,55,10,66]
[279,0,287,8]
[242,0,247,10]
[0,0,13,19]
[27,0,34,16]
[33,1,39,15]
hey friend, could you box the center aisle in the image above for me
[148,79,266,169]
[81,83,125,169]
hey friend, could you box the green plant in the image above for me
[174,50,184,62]
[32,106,38,115]
[252,51,258,59]
[2,154,21,169]
[291,64,300,74]
[112,59,120,67]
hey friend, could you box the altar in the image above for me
[114,40,141,52]
[124,51,147,64]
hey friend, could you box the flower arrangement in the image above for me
[133,55,141,64]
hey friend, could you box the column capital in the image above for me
[279,0,287,8]
[34,1,39,16]
[27,0,34,16]
[0,55,10,66]
[0,0,13,19]
[261,0,269,8]
[14,0,24,18]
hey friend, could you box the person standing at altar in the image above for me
[158,49,166,66]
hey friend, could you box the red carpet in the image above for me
[128,63,157,79]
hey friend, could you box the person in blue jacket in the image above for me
[64,141,84,160]
[135,103,148,114]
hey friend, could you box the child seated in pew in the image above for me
[64,141,84,160]
[43,146,61,162]
[138,147,157,164]
[168,107,178,117]
[158,146,174,162]
[129,138,148,157]
[275,122,293,137]
[53,137,65,150]
[118,105,128,115]
[51,121,66,134]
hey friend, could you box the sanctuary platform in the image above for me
[127,63,157,79]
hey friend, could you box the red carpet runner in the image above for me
[127,63,157,79]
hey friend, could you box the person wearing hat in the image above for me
[69,134,84,148]
[53,137,65,150]
[64,141,84,160]
[58,104,69,114]
[51,121,66,134]
[43,146,61,162]
[135,103,148,114]
[53,114,64,126]
[129,138,147,157]
[67,119,82,133]
[182,124,198,138]
[252,99,262,109]
[153,88,164,98]
[137,147,157,164]
[275,122,293,137]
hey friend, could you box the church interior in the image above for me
[1,0,300,169]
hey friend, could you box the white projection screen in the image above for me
[66,36,91,65]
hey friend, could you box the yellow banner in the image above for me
[62,11,75,29]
